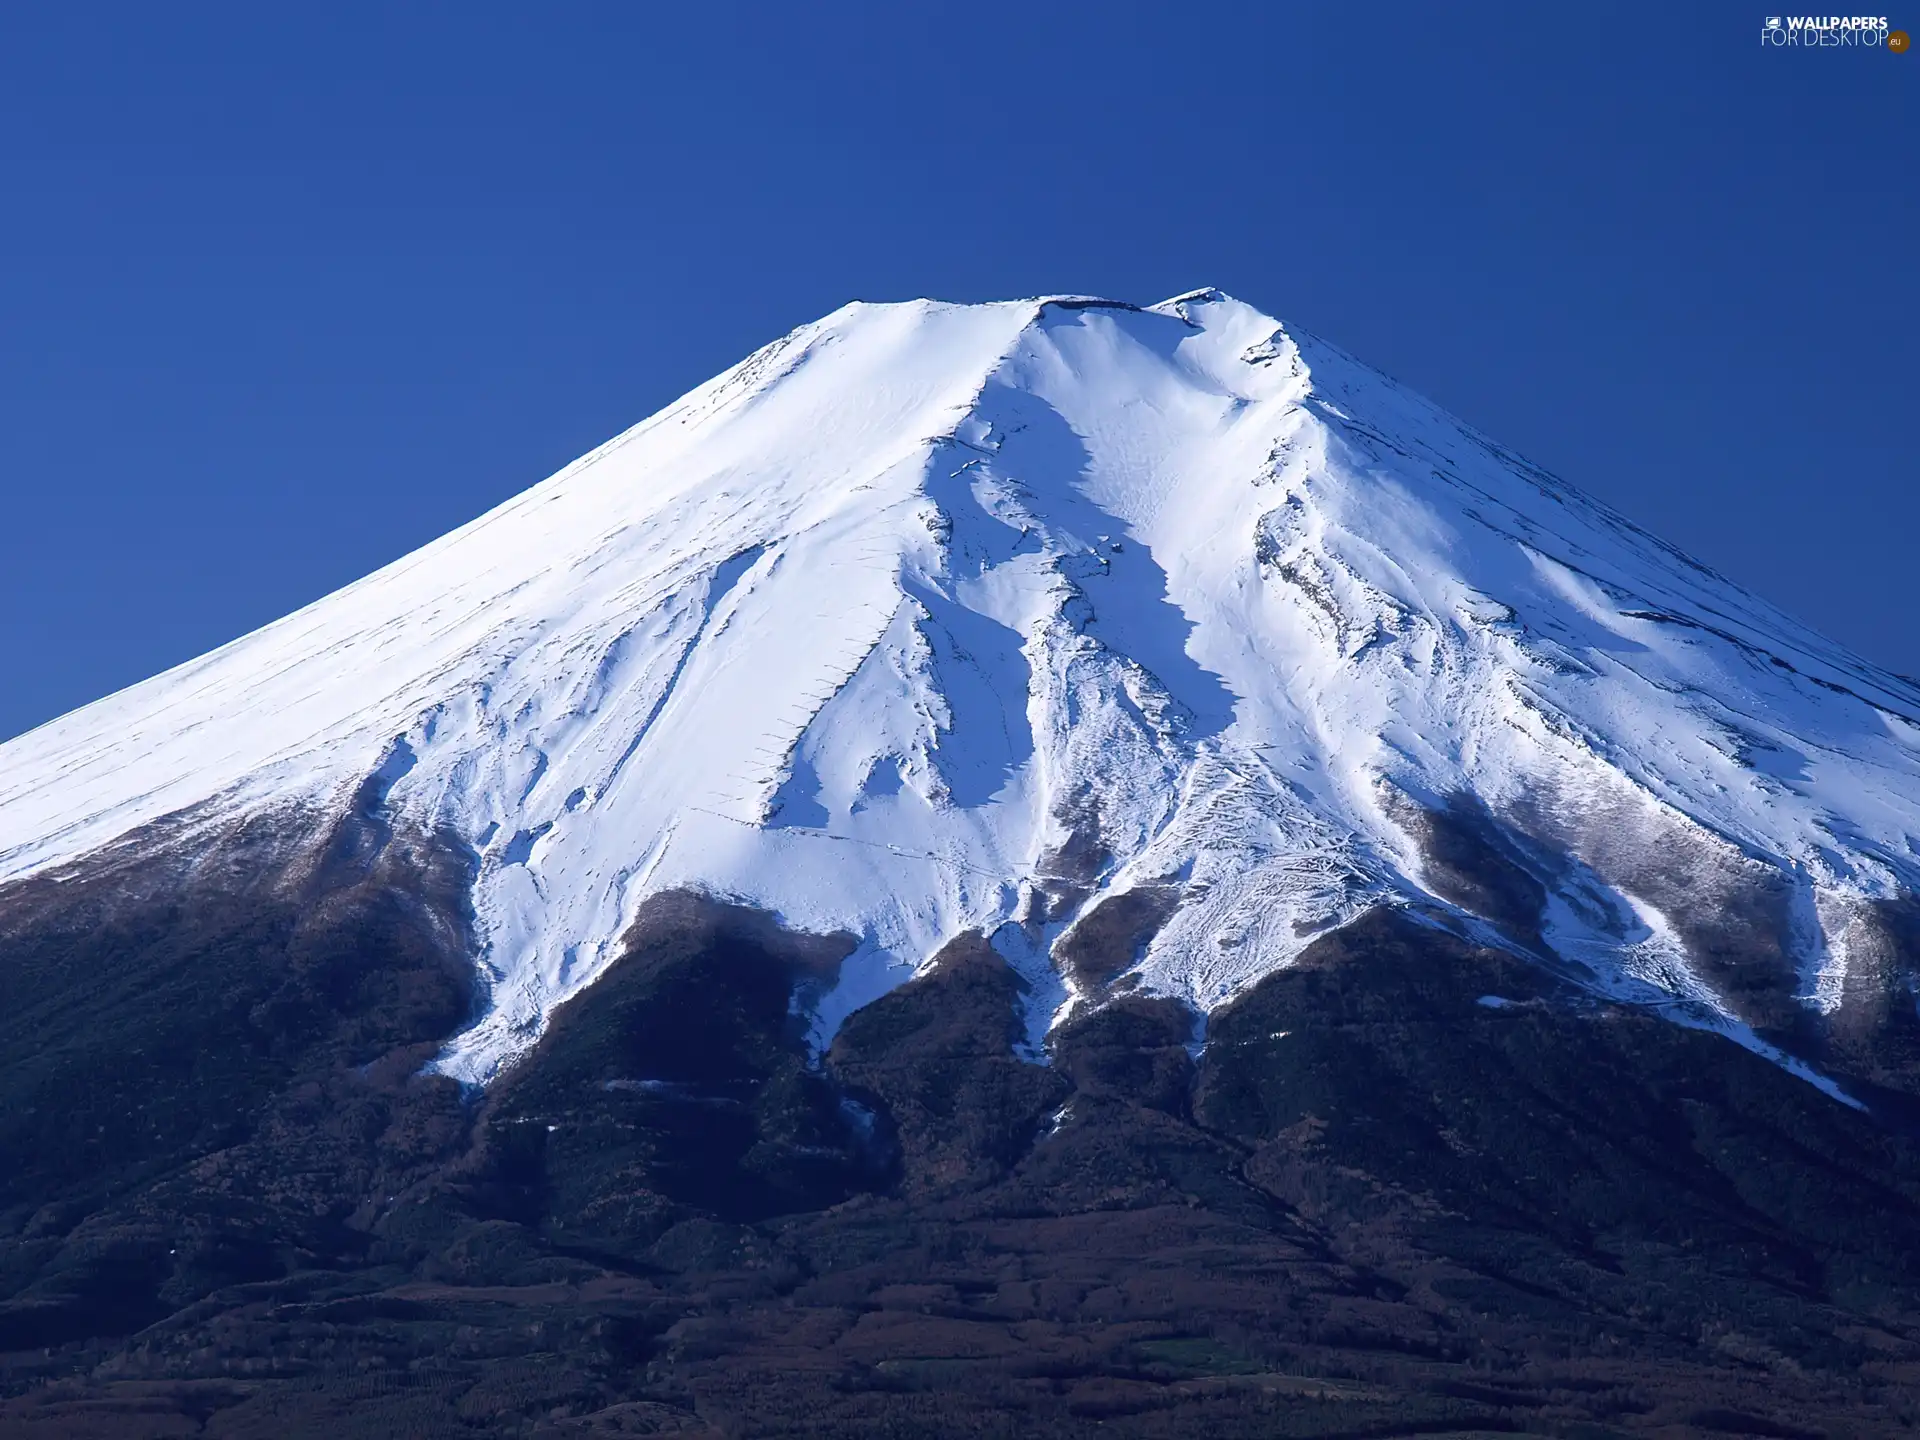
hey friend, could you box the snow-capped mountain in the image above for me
[3,289,1917,1088]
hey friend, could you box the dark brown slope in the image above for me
[3,818,1920,1436]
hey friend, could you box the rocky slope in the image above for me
[3,857,1920,1436]
[4,290,1920,1435]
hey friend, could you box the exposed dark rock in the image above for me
[1054,886,1185,991]
[471,888,884,1232]
[1196,908,1920,1282]
[0,809,477,1354]
[1823,895,1920,1104]
[1052,995,1195,1117]
[1038,784,1114,889]
[6,829,1920,1435]
[827,931,1067,1198]
[1385,788,1553,948]
[1503,784,1816,1039]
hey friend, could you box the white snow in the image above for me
[2,289,1917,1085]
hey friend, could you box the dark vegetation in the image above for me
[3,820,1920,1436]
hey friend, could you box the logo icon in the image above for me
[1766,15,1782,26]
[1890,27,1911,50]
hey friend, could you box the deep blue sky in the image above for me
[1,3,1913,741]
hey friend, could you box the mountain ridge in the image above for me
[2,289,1917,1097]
[6,294,1920,1433]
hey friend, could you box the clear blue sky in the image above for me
[1,2,1913,741]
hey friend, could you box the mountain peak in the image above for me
[2,293,1916,1090]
